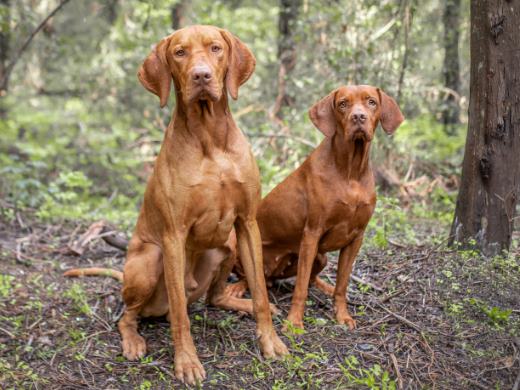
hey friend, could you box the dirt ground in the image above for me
[0,215,519,389]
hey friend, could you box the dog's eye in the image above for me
[175,49,186,57]
[211,45,222,53]
[368,98,377,106]
[338,100,348,109]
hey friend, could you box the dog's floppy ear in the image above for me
[377,89,404,134]
[220,29,256,100]
[138,37,172,108]
[308,89,338,137]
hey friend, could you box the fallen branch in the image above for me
[100,229,128,251]
[351,274,384,292]
[376,302,423,333]
[69,221,105,256]
[68,221,128,255]
[390,352,404,390]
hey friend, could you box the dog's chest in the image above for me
[187,152,258,247]
[318,182,375,251]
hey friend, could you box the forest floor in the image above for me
[0,213,519,390]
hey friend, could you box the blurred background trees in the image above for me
[0,0,472,239]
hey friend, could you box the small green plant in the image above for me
[0,357,46,387]
[338,355,396,389]
[0,274,16,298]
[64,282,91,315]
[469,298,512,327]
[446,302,464,315]
[366,195,416,249]
[272,379,289,390]
[218,315,236,330]
[281,350,328,388]
[304,316,328,326]
[249,357,268,380]
[68,328,86,342]
[139,379,153,390]
[357,281,372,293]
[139,355,154,364]
[282,320,305,352]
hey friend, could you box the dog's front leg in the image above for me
[286,229,320,330]
[235,218,288,358]
[334,235,364,330]
[162,233,205,385]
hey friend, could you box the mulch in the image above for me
[0,215,519,389]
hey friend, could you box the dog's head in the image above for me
[309,85,404,142]
[138,25,256,107]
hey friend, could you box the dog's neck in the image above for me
[170,90,234,155]
[328,133,371,181]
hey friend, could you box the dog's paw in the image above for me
[174,350,206,386]
[336,312,356,330]
[122,333,147,361]
[225,281,247,298]
[257,329,289,359]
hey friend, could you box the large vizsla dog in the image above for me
[227,85,404,331]
[65,25,287,385]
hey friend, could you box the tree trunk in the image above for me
[105,0,119,25]
[441,0,461,134]
[449,0,520,256]
[272,0,302,119]
[0,0,9,118]
[171,0,188,31]
[397,0,413,102]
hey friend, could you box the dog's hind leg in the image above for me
[118,237,162,360]
[207,243,279,316]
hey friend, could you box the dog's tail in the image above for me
[64,267,123,283]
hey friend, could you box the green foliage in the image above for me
[0,357,46,388]
[139,379,153,390]
[248,350,329,388]
[37,171,92,219]
[0,0,469,232]
[0,274,16,298]
[366,195,416,249]
[393,115,466,166]
[338,355,396,389]
[468,298,512,327]
[63,282,91,315]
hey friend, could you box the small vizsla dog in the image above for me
[227,85,404,331]
[65,25,287,385]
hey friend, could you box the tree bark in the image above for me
[171,0,188,31]
[441,0,461,133]
[397,0,413,102]
[449,0,520,256]
[271,0,302,119]
[0,0,9,118]
[105,0,119,25]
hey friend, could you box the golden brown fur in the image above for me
[228,85,404,331]
[65,25,287,385]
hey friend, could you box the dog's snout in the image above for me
[192,65,213,83]
[351,111,367,124]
